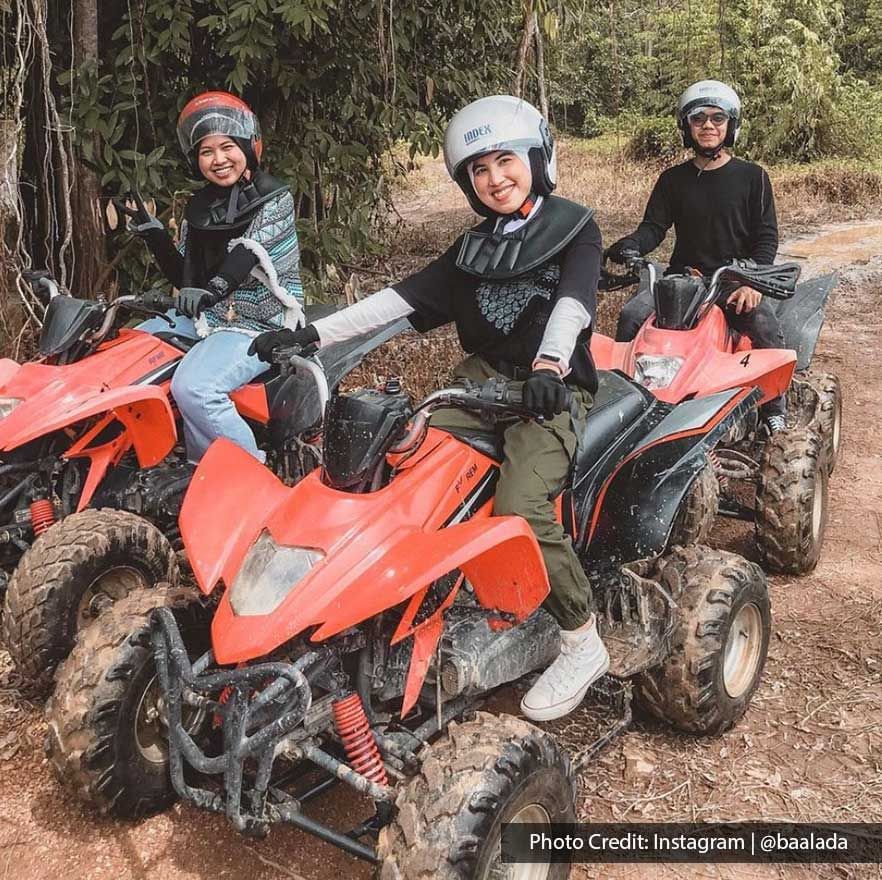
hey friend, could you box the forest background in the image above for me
[1,0,881,348]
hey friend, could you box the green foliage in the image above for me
[624,115,682,162]
[50,0,514,298]
[544,0,882,166]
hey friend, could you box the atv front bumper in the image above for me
[150,608,390,860]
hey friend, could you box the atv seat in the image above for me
[153,331,199,352]
[440,427,504,462]
[576,370,652,473]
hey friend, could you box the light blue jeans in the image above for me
[137,312,269,463]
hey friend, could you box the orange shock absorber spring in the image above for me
[708,448,728,492]
[332,693,388,786]
[29,499,56,536]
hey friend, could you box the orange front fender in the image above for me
[209,513,549,665]
[1,383,176,466]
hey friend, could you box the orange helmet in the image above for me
[176,91,262,177]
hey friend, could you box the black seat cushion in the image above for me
[440,428,505,462]
[152,331,199,352]
[576,371,651,474]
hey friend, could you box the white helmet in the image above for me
[443,95,556,216]
[677,80,742,151]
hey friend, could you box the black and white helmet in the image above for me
[677,80,741,150]
[443,95,556,216]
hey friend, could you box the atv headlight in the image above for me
[229,530,323,617]
[0,397,22,419]
[634,355,684,390]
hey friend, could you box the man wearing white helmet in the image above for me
[249,95,610,722]
[608,79,787,432]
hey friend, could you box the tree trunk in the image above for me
[512,1,535,97]
[0,118,21,330]
[69,0,104,298]
[533,12,548,119]
[0,119,18,250]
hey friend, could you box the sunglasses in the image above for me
[688,110,729,126]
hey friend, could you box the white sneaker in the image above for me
[520,615,610,722]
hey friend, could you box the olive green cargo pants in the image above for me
[430,355,594,630]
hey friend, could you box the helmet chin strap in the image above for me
[505,192,537,221]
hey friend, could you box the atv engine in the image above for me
[93,459,196,539]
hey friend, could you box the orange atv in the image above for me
[595,257,841,575]
[0,274,405,694]
[46,352,770,878]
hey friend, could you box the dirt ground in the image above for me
[1,187,881,878]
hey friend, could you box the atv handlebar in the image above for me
[600,255,800,307]
[89,292,177,340]
[389,379,560,455]
[22,270,62,305]
[267,344,330,412]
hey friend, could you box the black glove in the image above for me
[523,369,570,419]
[112,190,163,238]
[247,324,320,363]
[177,287,216,318]
[605,238,641,266]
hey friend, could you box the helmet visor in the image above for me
[686,108,731,126]
[177,107,259,156]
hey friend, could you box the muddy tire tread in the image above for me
[634,545,770,736]
[669,464,720,548]
[755,428,827,574]
[45,584,199,818]
[806,371,841,474]
[2,509,179,697]
[377,713,574,880]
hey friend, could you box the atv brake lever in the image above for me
[598,269,640,292]
[127,304,175,325]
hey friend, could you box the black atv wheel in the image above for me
[755,428,828,574]
[2,508,179,697]
[668,463,720,547]
[634,545,770,736]
[376,713,575,880]
[800,371,842,474]
[45,584,208,818]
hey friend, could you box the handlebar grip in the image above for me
[138,290,176,312]
[23,269,51,282]
[271,344,304,365]
[502,385,523,407]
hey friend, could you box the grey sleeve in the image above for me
[313,287,414,347]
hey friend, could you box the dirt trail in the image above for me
[1,225,881,880]
[781,221,882,276]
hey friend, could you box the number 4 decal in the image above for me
[740,354,751,367]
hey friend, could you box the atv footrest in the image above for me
[536,675,632,772]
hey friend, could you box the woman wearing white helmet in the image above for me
[250,95,609,722]
[607,79,787,432]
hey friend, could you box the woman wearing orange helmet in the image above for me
[132,91,304,463]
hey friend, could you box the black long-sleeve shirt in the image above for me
[142,225,258,292]
[394,215,602,390]
[624,157,778,275]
